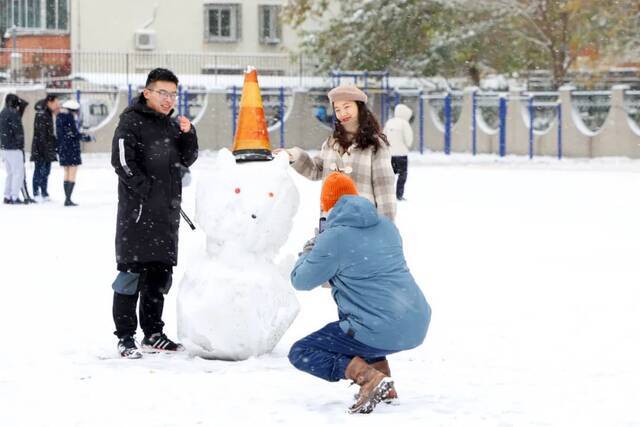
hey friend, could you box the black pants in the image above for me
[112,264,172,339]
[391,156,408,199]
[32,161,51,197]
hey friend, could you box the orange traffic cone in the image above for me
[232,66,273,162]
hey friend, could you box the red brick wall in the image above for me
[1,35,71,80]
[10,34,71,50]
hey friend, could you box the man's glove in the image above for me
[299,236,316,256]
[175,163,192,187]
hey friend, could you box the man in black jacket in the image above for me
[30,94,60,201]
[110,68,198,358]
[0,94,29,204]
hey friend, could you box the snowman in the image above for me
[176,148,300,360]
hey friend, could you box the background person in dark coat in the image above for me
[0,94,29,204]
[30,94,60,201]
[110,68,198,358]
[56,99,85,206]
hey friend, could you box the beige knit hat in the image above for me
[327,85,368,104]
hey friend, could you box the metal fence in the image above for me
[0,48,326,89]
[2,48,638,156]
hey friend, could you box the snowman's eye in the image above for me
[235,188,241,194]
[268,192,274,198]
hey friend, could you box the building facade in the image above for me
[69,0,304,54]
[0,0,70,80]
[0,1,321,84]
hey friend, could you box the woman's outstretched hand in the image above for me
[273,148,293,161]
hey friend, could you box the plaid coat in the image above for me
[290,138,397,221]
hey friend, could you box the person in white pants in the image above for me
[1,150,25,204]
[0,94,29,205]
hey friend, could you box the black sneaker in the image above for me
[141,333,185,352]
[118,335,142,359]
[3,198,12,204]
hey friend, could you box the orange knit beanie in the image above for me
[321,172,358,212]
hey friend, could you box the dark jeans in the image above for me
[32,161,51,197]
[288,321,396,382]
[391,156,408,199]
[112,264,173,339]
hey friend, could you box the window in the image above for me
[0,0,66,32]
[204,3,241,43]
[90,104,108,117]
[46,0,66,30]
[26,0,39,28]
[45,0,54,28]
[13,0,20,27]
[1,0,40,29]
[258,5,281,45]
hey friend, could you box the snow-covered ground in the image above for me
[1,152,639,426]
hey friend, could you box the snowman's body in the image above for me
[177,149,300,360]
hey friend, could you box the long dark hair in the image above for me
[332,101,388,152]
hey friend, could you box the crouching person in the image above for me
[288,172,431,414]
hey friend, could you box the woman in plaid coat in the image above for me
[278,85,396,221]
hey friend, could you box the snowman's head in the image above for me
[196,148,300,257]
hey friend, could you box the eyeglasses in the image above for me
[147,89,178,100]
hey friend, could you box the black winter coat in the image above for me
[56,112,82,166]
[111,94,198,268]
[30,100,58,162]
[0,94,28,150]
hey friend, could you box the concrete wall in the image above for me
[10,86,637,159]
[83,90,130,154]
[413,86,638,159]
[85,88,333,153]
[592,86,640,158]
[267,90,331,151]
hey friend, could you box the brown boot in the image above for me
[369,360,398,402]
[344,356,394,414]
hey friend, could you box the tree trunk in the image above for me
[468,64,481,87]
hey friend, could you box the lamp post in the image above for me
[4,25,22,83]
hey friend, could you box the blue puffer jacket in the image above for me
[291,195,431,351]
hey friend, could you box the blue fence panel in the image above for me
[184,89,189,118]
[499,97,507,157]
[444,94,452,155]
[419,93,424,154]
[528,97,534,159]
[279,86,285,148]
[232,85,238,138]
[472,92,477,156]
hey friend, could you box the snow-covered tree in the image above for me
[284,0,451,77]
[478,0,639,87]
[284,0,639,88]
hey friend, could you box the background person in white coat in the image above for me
[383,104,413,201]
